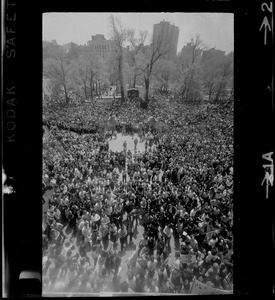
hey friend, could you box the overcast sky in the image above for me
[43,13,233,54]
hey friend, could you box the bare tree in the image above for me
[109,15,128,101]
[153,58,177,94]
[190,34,204,65]
[71,56,89,99]
[140,35,171,102]
[78,64,89,99]
[127,29,148,88]
[176,34,204,100]
[43,48,73,104]
[214,53,233,101]
[70,51,104,101]
[201,48,227,100]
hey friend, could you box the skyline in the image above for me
[43,13,234,54]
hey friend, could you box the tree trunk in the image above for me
[90,72,94,100]
[184,85,188,100]
[215,79,226,101]
[185,70,194,101]
[215,84,222,101]
[133,73,137,88]
[118,55,125,102]
[121,85,125,102]
[208,84,213,101]
[181,85,186,99]
[82,78,87,99]
[99,81,101,97]
[144,77,150,102]
[84,84,87,99]
[144,63,151,102]
[64,84,69,104]
[95,82,98,97]
[90,81,93,100]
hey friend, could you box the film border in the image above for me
[2,0,274,297]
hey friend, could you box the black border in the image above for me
[3,0,274,297]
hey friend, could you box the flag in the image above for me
[190,279,233,295]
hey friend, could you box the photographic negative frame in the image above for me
[2,0,274,297]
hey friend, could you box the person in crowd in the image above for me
[163,224,173,253]
[118,224,128,253]
[122,169,127,183]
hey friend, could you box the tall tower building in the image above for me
[153,20,179,60]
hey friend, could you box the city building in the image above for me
[153,20,179,60]
[85,34,115,59]
[180,42,203,65]
[201,47,225,63]
[43,40,63,60]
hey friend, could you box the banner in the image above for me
[190,279,233,295]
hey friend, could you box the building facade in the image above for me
[180,42,203,65]
[85,34,115,59]
[201,48,225,62]
[153,20,179,60]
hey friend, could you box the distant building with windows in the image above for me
[180,42,203,65]
[85,34,115,59]
[201,47,225,61]
[153,20,179,60]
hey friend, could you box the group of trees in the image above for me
[151,34,233,101]
[43,42,107,103]
[43,16,233,104]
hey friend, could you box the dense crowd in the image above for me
[42,97,233,294]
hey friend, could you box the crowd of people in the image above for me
[42,96,233,294]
